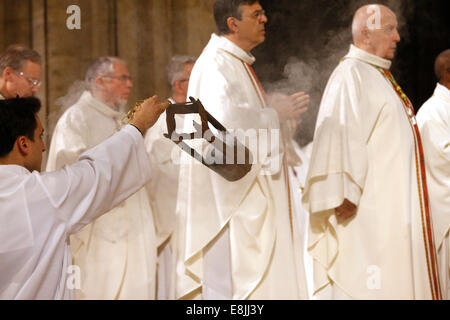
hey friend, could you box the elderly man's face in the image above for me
[99,61,133,110]
[368,10,401,60]
[4,60,41,98]
[235,2,268,51]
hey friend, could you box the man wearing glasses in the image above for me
[0,44,41,99]
[175,0,309,300]
[46,57,157,299]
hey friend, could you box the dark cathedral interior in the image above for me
[255,0,450,145]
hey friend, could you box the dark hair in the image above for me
[214,0,259,35]
[0,97,41,157]
[434,49,450,82]
[0,44,42,74]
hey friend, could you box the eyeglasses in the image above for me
[15,71,41,88]
[248,9,266,20]
[103,75,132,82]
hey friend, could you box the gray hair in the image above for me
[0,44,41,74]
[167,55,196,88]
[85,56,125,91]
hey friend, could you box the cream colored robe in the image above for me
[417,83,450,299]
[144,98,183,300]
[302,45,442,299]
[175,34,307,300]
[46,91,156,299]
[288,141,314,299]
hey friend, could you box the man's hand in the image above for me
[335,199,357,220]
[268,91,310,123]
[130,95,170,135]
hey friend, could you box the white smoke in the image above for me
[54,80,86,112]
[47,80,86,140]
[263,0,413,146]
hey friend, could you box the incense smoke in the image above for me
[260,0,413,147]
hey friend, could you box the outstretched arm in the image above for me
[40,95,169,233]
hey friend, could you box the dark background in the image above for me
[253,0,450,145]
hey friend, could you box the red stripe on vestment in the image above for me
[380,69,442,300]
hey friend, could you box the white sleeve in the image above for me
[188,63,278,132]
[303,65,369,214]
[38,125,153,234]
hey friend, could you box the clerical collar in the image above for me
[435,83,450,103]
[206,33,256,65]
[80,91,125,120]
[0,93,5,100]
[346,45,392,70]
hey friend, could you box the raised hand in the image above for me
[268,91,310,122]
[130,95,170,135]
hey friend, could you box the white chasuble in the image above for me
[46,91,156,299]
[303,45,442,299]
[417,83,450,299]
[174,34,308,300]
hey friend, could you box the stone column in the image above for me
[0,0,33,49]
[0,0,217,168]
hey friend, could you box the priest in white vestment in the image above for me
[0,96,168,299]
[417,49,450,300]
[46,57,157,299]
[145,55,195,300]
[302,5,442,299]
[174,0,310,300]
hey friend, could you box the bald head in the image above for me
[352,5,392,42]
[434,49,450,88]
[352,4,401,60]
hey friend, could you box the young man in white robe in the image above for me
[417,49,450,299]
[46,57,158,299]
[144,55,195,300]
[0,45,41,100]
[0,96,168,299]
[174,0,310,300]
[302,4,442,299]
